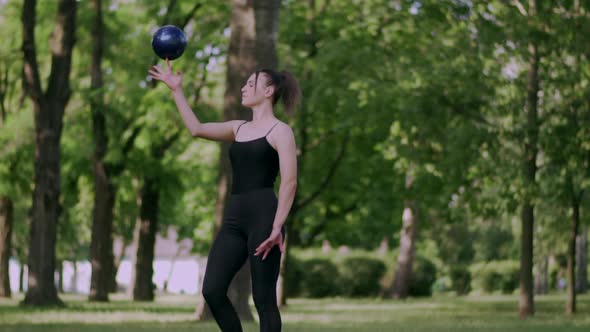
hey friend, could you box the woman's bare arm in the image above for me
[170,89,242,141]
[270,123,298,230]
[149,59,241,142]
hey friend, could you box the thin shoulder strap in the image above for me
[235,121,247,136]
[265,122,280,136]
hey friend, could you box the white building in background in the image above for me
[9,227,207,295]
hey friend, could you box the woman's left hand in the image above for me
[254,227,284,260]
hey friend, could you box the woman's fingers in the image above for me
[254,240,267,256]
[151,64,164,75]
[279,237,285,253]
[255,235,284,260]
[148,69,160,79]
[262,248,271,260]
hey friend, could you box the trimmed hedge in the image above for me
[449,265,471,295]
[285,249,436,298]
[339,256,387,297]
[299,258,340,298]
[470,260,519,294]
[409,255,437,297]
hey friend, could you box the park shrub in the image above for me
[287,248,437,298]
[284,254,304,297]
[470,260,519,293]
[338,256,387,297]
[449,265,472,295]
[299,257,340,298]
[408,255,437,297]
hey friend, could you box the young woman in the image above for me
[149,60,300,332]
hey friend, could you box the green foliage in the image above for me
[299,258,339,298]
[408,255,437,297]
[288,249,389,298]
[471,260,520,294]
[287,248,434,298]
[284,254,304,297]
[449,265,472,295]
[338,256,387,297]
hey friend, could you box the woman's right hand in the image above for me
[149,58,182,91]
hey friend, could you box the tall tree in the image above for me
[0,197,12,297]
[0,35,19,298]
[577,226,588,293]
[88,0,114,302]
[196,0,281,321]
[391,171,418,298]
[21,0,77,306]
[519,0,540,317]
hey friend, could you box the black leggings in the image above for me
[202,188,285,332]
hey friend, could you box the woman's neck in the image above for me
[250,103,276,123]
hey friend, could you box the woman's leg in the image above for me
[202,224,248,332]
[248,226,285,332]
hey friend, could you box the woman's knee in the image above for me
[202,282,224,304]
[252,291,278,312]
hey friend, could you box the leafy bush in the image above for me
[338,256,386,297]
[450,265,471,295]
[408,255,437,297]
[299,258,339,298]
[284,254,304,297]
[471,260,519,294]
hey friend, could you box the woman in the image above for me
[149,59,300,332]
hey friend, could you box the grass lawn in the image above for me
[0,293,589,331]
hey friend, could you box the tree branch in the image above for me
[304,121,355,151]
[0,62,8,126]
[308,200,358,241]
[45,0,77,105]
[122,125,141,156]
[512,0,528,16]
[296,133,350,210]
[192,62,209,104]
[21,0,43,104]
[180,3,203,28]
[154,131,180,159]
[105,125,141,177]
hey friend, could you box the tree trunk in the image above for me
[111,241,127,293]
[88,0,114,302]
[534,255,548,295]
[0,196,13,297]
[133,178,159,301]
[573,0,588,298]
[519,1,539,315]
[566,194,580,314]
[70,261,77,293]
[196,0,280,321]
[391,201,418,299]
[127,201,141,297]
[576,225,588,293]
[57,261,64,293]
[19,262,25,293]
[22,0,77,307]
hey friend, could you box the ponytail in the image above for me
[255,69,302,116]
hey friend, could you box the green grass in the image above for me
[0,293,589,331]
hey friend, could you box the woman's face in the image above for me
[241,73,272,108]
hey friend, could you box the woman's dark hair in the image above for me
[255,69,301,116]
